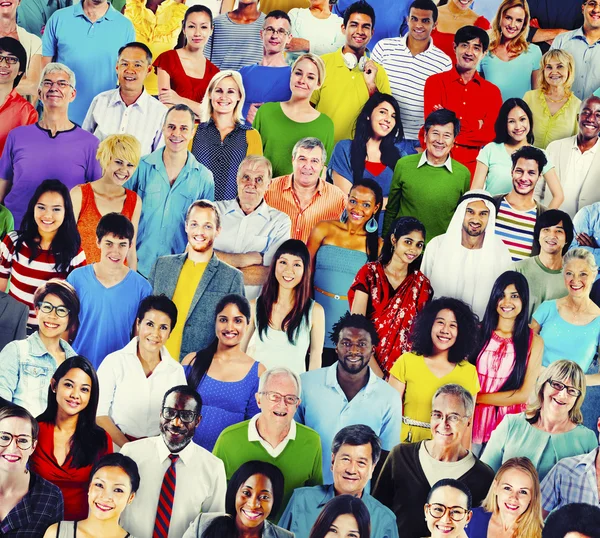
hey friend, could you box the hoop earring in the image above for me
[365,216,378,233]
[340,209,348,223]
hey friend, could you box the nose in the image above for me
[171,414,183,427]
[440,509,452,523]
[249,493,261,509]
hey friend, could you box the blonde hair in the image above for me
[96,134,141,173]
[291,53,326,86]
[538,49,575,93]
[481,458,543,538]
[199,70,245,124]
[489,0,530,56]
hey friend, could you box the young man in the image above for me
[67,213,152,370]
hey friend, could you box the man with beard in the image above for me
[149,200,244,361]
[121,385,226,538]
[296,312,402,484]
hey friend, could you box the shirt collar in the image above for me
[145,148,200,172]
[317,484,336,507]
[418,150,453,172]
[108,88,151,112]
[573,135,600,154]
[325,362,377,394]
[73,1,116,20]
[573,447,600,473]
[248,414,297,444]
[451,65,482,85]
[289,175,324,195]
[400,34,436,54]
[29,331,69,358]
[229,198,270,219]
[155,434,196,466]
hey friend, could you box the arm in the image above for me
[157,68,202,118]
[372,450,395,509]
[0,342,19,401]
[471,161,489,191]
[382,167,402,237]
[126,194,141,271]
[241,300,256,352]
[306,222,328,281]
[14,307,27,341]
[543,167,564,209]
[43,524,58,538]
[530,318,542,334]
[70,185,83,222]
[531,28,568,44]
[0,277,7,293]
[0,179,11,205]
[350,289,369,316]
[96,416,130,448]
[479,415,509,471]
[286,37,310,53]
[214,250,262,268]
[387,375,406,399]
[220,0,235,13]
[531,69,540,90]
[331,170,352,195]
[308,302,325,370]
[17,53,41,98]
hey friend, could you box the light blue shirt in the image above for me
[42,2,135,125]
[296,363,402,484]
[125,149,215,277]
[572,202,600,275]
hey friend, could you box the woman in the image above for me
[388,297,480,443]
[182,294,265,451]
[308,179,382,366]
[244,239,325,374]
[523,49,580,149]
[97,295,186,449]
[0,280,79,418]
[183,460,293,538]
[472,98,563,205]
[349,217,433,378]
[425,479,473,538]
[191,70,262,201]
[0,405,63,535]
[472,272,544,455]
[467,457,543,538]
[71,134,142,268]
[43,453,140,538]
[479,0,541,100]
[155,5,220,116]
[30,356,112,521]
[481,359,598,481]
[309,495,370,538]
[253,53,334,178]
[0,179,87,328]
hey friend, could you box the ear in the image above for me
[50,378,57,393]
[255,392,261,408]
[330,452,335,471]
[128,492,136,504]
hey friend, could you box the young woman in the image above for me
[424,479,473,538]
[388,297,480,443]
[244,239,325,374]
[71,134,142,268]
[30,356,112,521]
[0,179,86,328]
[349,217,433,378]
[0,279,79,418]
[472,272,544,455]
[308,495,371,538]
[43,453,140,538]
[183,294,265,451]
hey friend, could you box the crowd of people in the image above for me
[0,0,600,536]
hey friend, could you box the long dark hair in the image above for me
[37,356,108,468]
[186,294,250,390]
[350,92,402,183]
[176,5,213,49]
[350,179,383,262]
[309,495,371,538]
[380,217,426,269]
[493,98,535,145]
[256,240,312,344]
[15,179,81,273]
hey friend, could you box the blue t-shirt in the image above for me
[239,64,292,122]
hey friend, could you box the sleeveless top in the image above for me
[56,521,132,537]
[76,183,137,264]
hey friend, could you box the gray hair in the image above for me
[39,62,76,89]
[291,137,327,164]
[563,247,598,273]
[432,384,475,418]
[236,155,273,184]
[258,367,301,397]
[331,424,382,465]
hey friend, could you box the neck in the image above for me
[577,133,598,152]
[0,83,11,105]
[506,138,529,150]
[456,64,477,83]
[496,510,519,533]
[537,409,571,432]
[546,85,566,98]
[80,516,124,535]
[276,286,295,305]
[237,523,263,538]
[37,330,62,354]
[447,0,467,15]
[425,439,467,462]
[55,408,79,434]
[137,339,161,366]
[287,93,312,108]
[406,35,430,55]
[96,175,126,194]
[0,467,29,494]
[163,147,188,167]
[0,15,17,34]
[342,44,367,58]
[584,24,600,44]
[461,230,485,250]
[235,1,259,16]
[95,259,128,279]
[215,340,241,355]
[238,197,261,215]
[425,149,448,166]
[212,111,236,130]
[184,43,206,57]
[256,414,290,447]
[538,250,563,270]
[292,176,319,198]
[261,51,288,67]
[39,109,72,132]
[310,0,329,11]
[336,363,369,398]
[119,86,143,107]
[82,0,109,21]
[495,317,515,337]
[385,255,409,276]
[505,189,536,211]
[187,246,213,263]
[565,293,591,311]
[38,229,57,249]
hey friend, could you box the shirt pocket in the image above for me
[139,183,164,209]
[20,362,50,395]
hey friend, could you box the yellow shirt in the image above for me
[165,259,207,361]
[259,0,309,13]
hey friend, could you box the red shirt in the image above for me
[0,89,38,156]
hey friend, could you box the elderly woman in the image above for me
[372,384,495,538]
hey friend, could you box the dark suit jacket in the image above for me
[0,291,27,352]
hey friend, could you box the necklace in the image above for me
[545,93,569,103]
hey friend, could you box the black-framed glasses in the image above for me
[430,411,467,425]
[426,503,470,521]
[41,79,72,89]
[37,302,70,318]
[263,26,289,36]
[0,431,33,450]
[161,407,198,423]
[0,55,19,66]
[548,380,581,398]
[260,391,300,406]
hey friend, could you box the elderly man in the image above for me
[372,384,495,538]
[121,385,226,538]
[279,425,398,538]
[214,156,291,300]
[82,41,167,155]
[264,137,346,243]
[213,367,323,522]
[0,62,102,228]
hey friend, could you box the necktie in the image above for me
[152,454,179,538]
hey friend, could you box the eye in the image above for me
[81,387,90,393]
[115,488,124,493]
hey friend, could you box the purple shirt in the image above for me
[0,123,102,227]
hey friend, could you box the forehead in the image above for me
[465,200,488,212]
[564,257,594,271]
[0,48,18,60]
[409,7,434,18]
[457,37,483,47]
[295,58,318,74]
[119,47,148,62]
[581,98,600,112]
[92,465,132,487]
[278,253,303,264]
[0,416,32,436]
[507,106,527,118]
[264,373,298,394]
[41,293,65,305]
[336,442,373,459]
[165,109,193,127]
[37,191,64,204]
[349,185,376,201]
[60,367,92,386]
[44,70,70,80]
[514,157,539,170]
[504,6,525,16]
[239,162,269,177]
[264,16,290,28]
[435,308,457,323]
[500,467,533,488]
[101,233,128,242]
[188,206,217,223]
[339,327,371,342]
[428,122,454,134]
[347,12,373,25]
[186,11,211,24]
[214,76,239,91]
[295,146,323,160]
[432,393,466,414]
[429,486,468,507]
[164,391,197,411]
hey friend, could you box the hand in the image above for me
[286,37,310,52]
[577,233,599,248]
[363,59,378,87]
[158,88,180,106]
[432,104,443,111]
[246,102,263,124]
[478,119,484,129]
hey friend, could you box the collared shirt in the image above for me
[0,88,37,156]
[248,414,297,458]
[562,136,599,217]
[296,363,403,483]
[124,148,215,276]
[82,88,167,155]
[121,436,226,538]
[16,0,71,37]
[418,150,453,172]
[264,174,346,243]
[573,200,600,270]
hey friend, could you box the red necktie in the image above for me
[152,454,179,538]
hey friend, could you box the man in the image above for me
[493,146,549,261]
[573,201,600,270]
[0,290,27,352]
[371,0,452,146]
[311,1,391,143]
[0,63,102,228]
[279,425,399,538]
[125,104,215,277]
[264,137,346,242]
[422,190,512,318]
[121,386,226,538]
[542,503,600,538]
[82,42,167,155]
[240,10,293,123]
[67,213,151,370]
[383,109,470,241]
[296,313,402,483]
[214,156,291,300]
[41,0,135,125]
[527,0,583,54]
[213,367,323,522]
[423,25,502,177]
[149,200,244,361]
[17,0,69,37]
[550,0,600,100]
[372,384,495,538]
[513,209,573,318]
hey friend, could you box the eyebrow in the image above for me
[63,378,91,388]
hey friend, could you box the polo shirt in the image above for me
[16,0,71,37]
[42,2,136,125]
[239,64,292,120]
[0,89,38,156]
[296,363,403,483]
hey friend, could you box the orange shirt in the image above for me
[0,89,38,155]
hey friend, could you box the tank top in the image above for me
[56,521,132,537]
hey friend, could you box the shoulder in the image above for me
[300,366,327,386]
[213,256,243,278]
[362,493,397,522]
[73,126,101,145]
[30,471,63,501]
[218,420,251,440]
[120,436,156,459]
[295,422,322,444]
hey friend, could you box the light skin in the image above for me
[92,233,132,289]
[325,514,361,538]
[116,47,151,107]
[538,220,567,270]
[461,200,490,250]
[291,146,325,209]
[505,157,542,211]
[342,13,379,96]
[210,76,242,142]
[454,38,485,83]
[38,70,75,135]
[406,7,436,55]
[424,122,455,165]
[185,205,221,264]
[162,109,194,185]
[286,0,332,52]
[331,443,374,497]
[531,376,580,433]
[425,486,472,538]
[278,58,322,125]
[36,293,70,365]
[437,0,480,35]
[582,0,600,42]
[542,59,571,113]
[487,468,534,535]
[0,48,23,105]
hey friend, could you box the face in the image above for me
[583,0,600,30]
[185,206,220,253]
[255,373,300,428]
[210,76,241,116]
[39,69,76,107]
[512,157,541,196]
[392,230,425,265]
[425,486,472,538]
[0,417,36,473]
[0,48,22,88]
[292,146,324,189]
[496,283,523,321]
[96,233,130,267]
[163,109,194,153]
[336,327,373,375]
[430,309,458,354]
[331,443,374,496]
[0,0,18,18]
[183,11,213,49]
[237,162,271,208]
[342,13,374,51]
[494,468,533,520]
[159,392,200,452]
[137,309,172,355]
[430,393,470,449]
[542,376,579,416]
[261,16,292,54]
[452,0,471,10]
[370,101,396,140]
[347,186,379,228]
[407,7,435,42]
[578,98,600,141]
[53,368,92,418]
[454,38,485,71]
[543,59,569,88]
[116,47,151,92]
[500,6,526,40]
[507,106,530,143]
[216,302,248,348]
[235,473,274,530]
[103,156,137,186]
[462,200,490,238]
[88,466,134,521]
[538,220,566,256]
[425,122,455,162]
[36,293,70,338]
[324,514,361,538]
[290,58,320,99]
[564,258,596,297]
[34,191,65,236]
[274,253,305,290]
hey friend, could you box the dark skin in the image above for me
[159,392,201,453]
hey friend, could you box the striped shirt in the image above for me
[371,35,452,140]
[0,232,87,324]
[495,199,537,262]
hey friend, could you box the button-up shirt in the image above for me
[573,199,600,269]
[561,135,599,217]
[418,150,453,172]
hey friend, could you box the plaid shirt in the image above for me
[0,472,63,537]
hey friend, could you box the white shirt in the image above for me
[97,338,187,440]
[562,137,599,217]
[82,88,167,155]
[121,436,226,538]
[248,414,297,458]
[418,150,453,172]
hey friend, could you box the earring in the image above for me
[340,209,348,223]
[365,216,378,233]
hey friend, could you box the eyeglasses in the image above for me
[263,26,289,36]
[430,411,467,425]
[259,391,300,406]
[548,380,581,398]
[161,407,198,423]
[41,80,72,89]
[37,302,70,318]
[0,431,33,450]
[0,55,19,66]
[426,503,470,522]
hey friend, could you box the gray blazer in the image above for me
[0,291,27,352]
[182,512,295,538]
[149,253,244,360]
